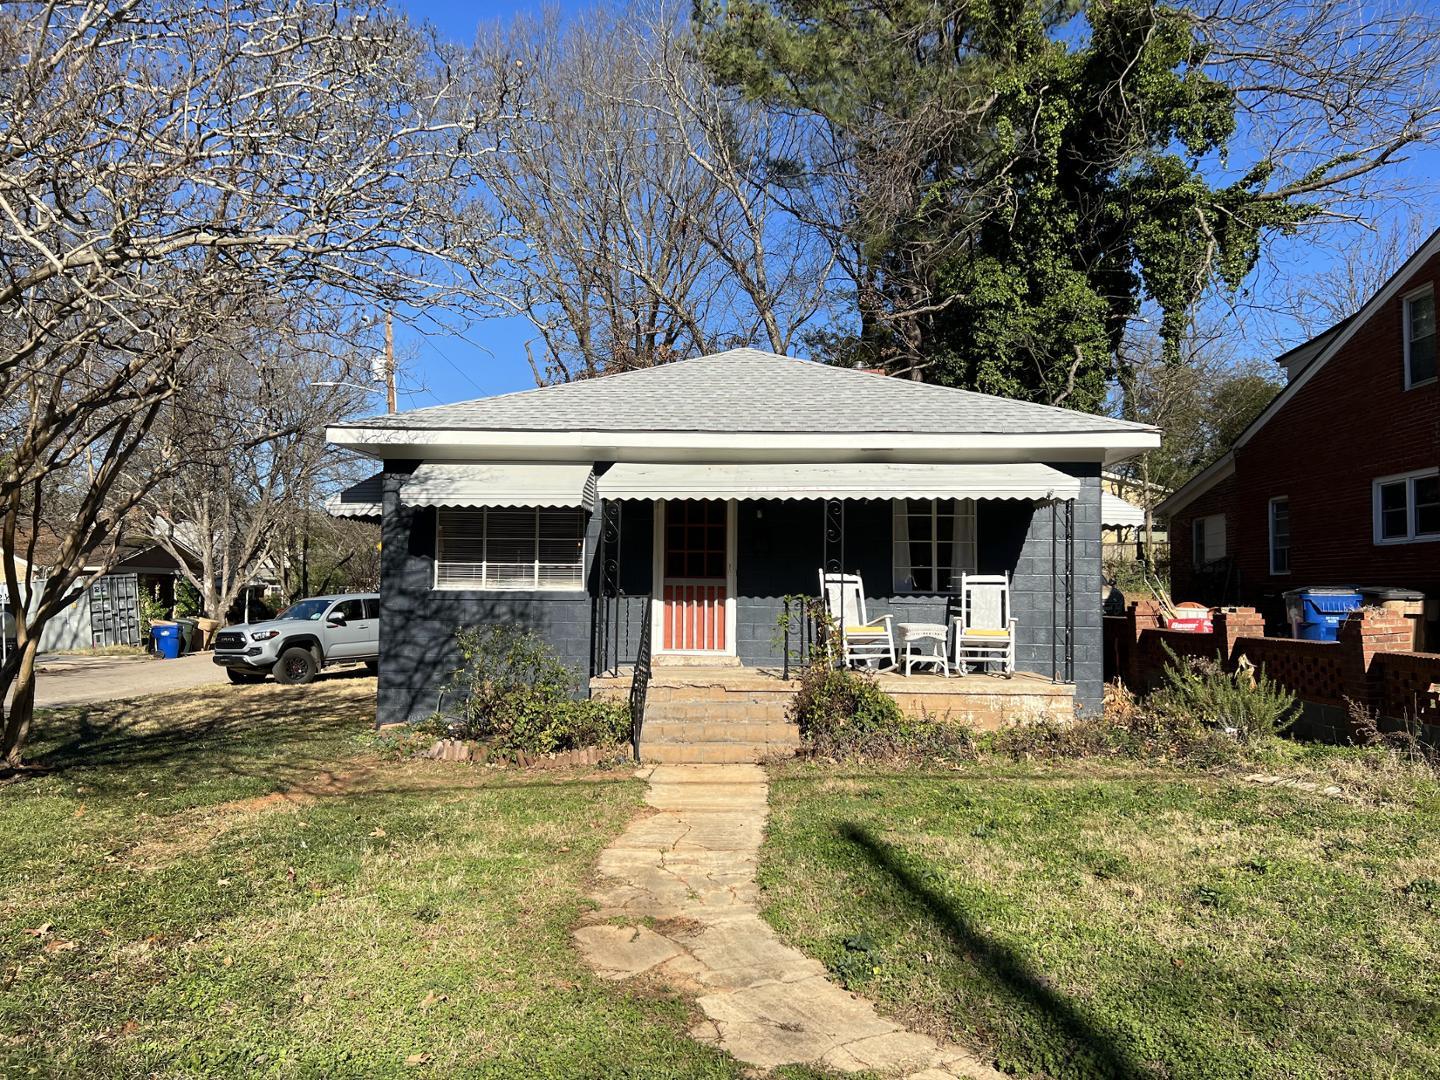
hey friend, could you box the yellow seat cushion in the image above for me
[962,628,1011,638]
[845,625,888,635]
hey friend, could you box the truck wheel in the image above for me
[274,647,319,685]
[364,660,379,676]
[226,668,266,685]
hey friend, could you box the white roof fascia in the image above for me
[327,426,1159,458]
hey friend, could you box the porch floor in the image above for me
[591,665,1075,763]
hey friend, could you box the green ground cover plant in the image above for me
[758,754,1440,1079]
[0,682,756,1078]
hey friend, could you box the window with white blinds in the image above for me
[434,509,586,590]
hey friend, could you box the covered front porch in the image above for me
[588,462,1094,691]
[583,459,1094,762]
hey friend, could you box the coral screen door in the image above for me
[655,499,734,654]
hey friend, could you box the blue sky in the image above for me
[387,0,1440,412]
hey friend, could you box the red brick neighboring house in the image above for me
[1158,228,1440,641]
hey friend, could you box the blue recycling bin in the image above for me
[1283,588,1363,642]
[150,622,181,659]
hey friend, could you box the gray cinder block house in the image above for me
[327,349,1158,739]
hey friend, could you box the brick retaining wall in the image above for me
[1107,602,1440,743]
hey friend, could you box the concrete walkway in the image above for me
[574,764,1002,1078]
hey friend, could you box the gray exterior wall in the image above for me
[377,461,600,726]
[376,463,1104,724]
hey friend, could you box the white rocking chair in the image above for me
[950,573,1016,677]
[819,571,896,670]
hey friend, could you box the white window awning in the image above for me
[596,462,1081,501]
[1102,492,1147,528]
[401,462,597,510]
[325,472,384,519]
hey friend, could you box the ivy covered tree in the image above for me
[695,0,1435,411]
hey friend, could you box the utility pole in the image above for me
[384,311,396,414]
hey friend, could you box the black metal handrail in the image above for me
[780,593,837,678]
[628,597,652,761]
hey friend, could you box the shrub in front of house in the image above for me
[1148,648,1299,744]
[431,625,632,754]
[992,649,1297,764]
[790,663,972,761]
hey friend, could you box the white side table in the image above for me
[896,622,949,676]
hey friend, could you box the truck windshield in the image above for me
[278,599,331,622]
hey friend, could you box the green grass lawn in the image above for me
[758,759,1440,1080]
[0,681,750,1079]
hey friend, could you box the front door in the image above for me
[657,499,731,653]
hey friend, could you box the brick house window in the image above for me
[1268,497,1290,575]
[1373,469,1440,544]
[1405,286,1436,388]
[1192,514,1225,568]
[434,508,586,589]
[892,498,977,592]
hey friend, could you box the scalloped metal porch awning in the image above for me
[596,462,1080,501]
[400,462,598,510]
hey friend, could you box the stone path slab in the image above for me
[574,764,1003,1078]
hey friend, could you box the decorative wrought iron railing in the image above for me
[628,599,652,761]
[778,593,833,679]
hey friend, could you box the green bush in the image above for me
[435,625,632,753]
[790,662,971,761]
[1151,648,1298,743]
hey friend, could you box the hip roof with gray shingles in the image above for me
[347,348,1155,436]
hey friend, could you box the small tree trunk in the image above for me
[1,637,41,767]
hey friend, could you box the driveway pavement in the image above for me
[15,652,228,709]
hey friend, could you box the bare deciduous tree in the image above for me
[0,0,513,766]
[469,5,838,381]
[138,313,376,622]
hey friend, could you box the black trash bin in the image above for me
[174,617,198,655]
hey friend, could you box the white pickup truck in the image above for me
[211,593,379,685]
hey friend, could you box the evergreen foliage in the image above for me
[696,0,1313,409]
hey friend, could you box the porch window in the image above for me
[891,498,977,593]
[1405,286,1436,388]
[1373,469,1440,544]
[434,508,586,590]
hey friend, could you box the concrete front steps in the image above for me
[636,675,801,764]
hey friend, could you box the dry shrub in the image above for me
[790,663,974,763]
[991,679,1239,766]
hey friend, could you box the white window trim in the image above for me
[1372,467,1440,545]
[1268,496,1290,576]
[891,498,977,594]
[1403,284,1437,390]
[433,507,588,591]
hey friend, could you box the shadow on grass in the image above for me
[16,680,634,806]
[840,822,1153,1080]
[20,677,376,790]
